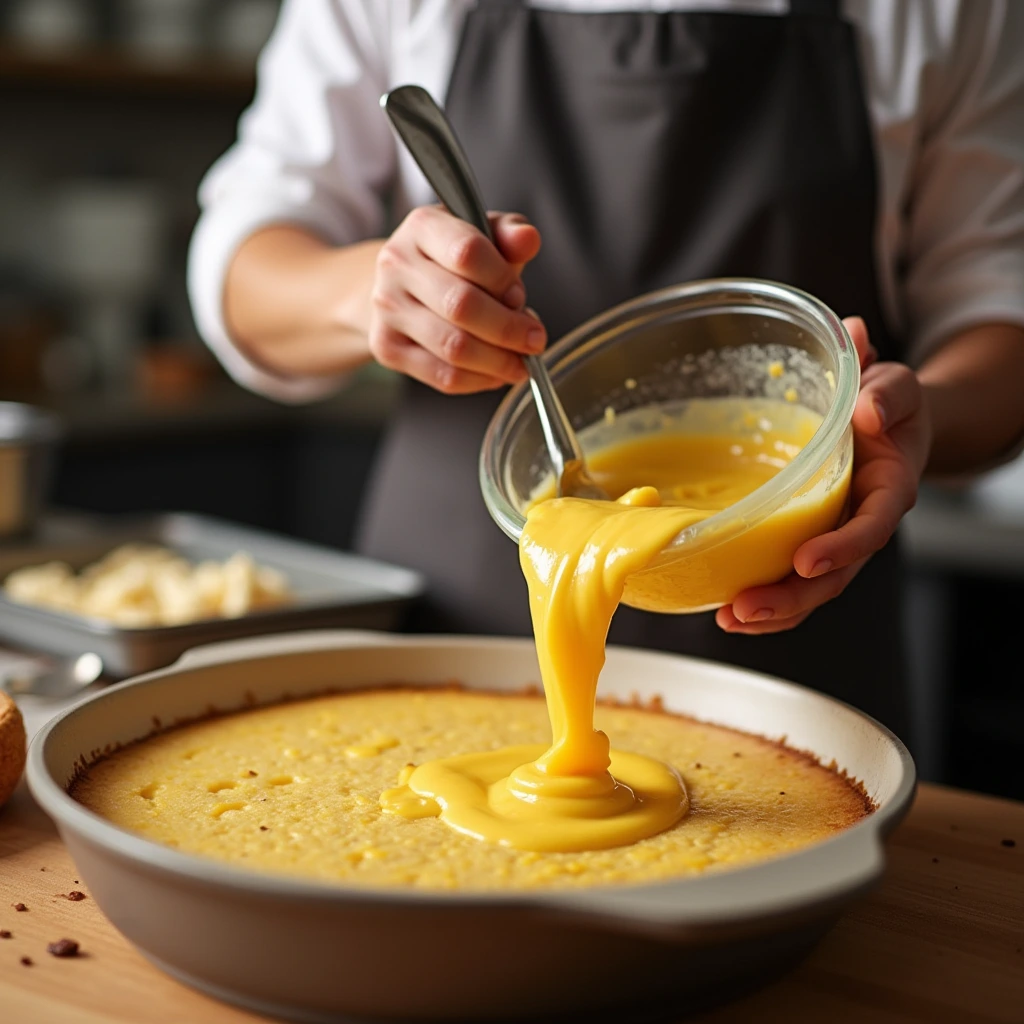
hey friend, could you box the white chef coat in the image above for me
[187,0,1024,403]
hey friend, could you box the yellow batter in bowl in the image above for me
[71,688,870,891]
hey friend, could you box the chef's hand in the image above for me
[368,206,544,394]
[716,316,932,635]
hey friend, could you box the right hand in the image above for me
[368,206,545,394]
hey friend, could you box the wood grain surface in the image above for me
[1,782,1021,1024]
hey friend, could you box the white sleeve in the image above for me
[187,0,396,403]
[903,0,1024,366]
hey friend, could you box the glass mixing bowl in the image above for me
[480,279,860,613]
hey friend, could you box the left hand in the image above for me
[716,316,932,635]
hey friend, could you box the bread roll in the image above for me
[0,691,27,808]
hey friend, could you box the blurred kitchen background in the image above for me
[0,0,1021,798]
[0,0,395,545]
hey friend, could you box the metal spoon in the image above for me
[381,85,609,501]
[1,652,104,700]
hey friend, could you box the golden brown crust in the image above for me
[68,682,874,814]
[0,691,27,809]
[595,689,875,813]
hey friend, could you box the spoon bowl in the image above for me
[1,651,103,700]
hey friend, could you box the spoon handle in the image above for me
[380,85,586,478]
[381,85,493,239]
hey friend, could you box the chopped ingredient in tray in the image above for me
[3,545,291,627]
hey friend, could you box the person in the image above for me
[188,0,1024,740]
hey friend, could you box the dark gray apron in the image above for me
[358,0,910,739]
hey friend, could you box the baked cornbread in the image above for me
[71,689,871,891]
[0,691,27,809]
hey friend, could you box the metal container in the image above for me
[28,632,916,1022]
[0,513,424,677]
[0,401,60,540]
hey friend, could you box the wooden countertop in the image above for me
[1,782,1021,1024]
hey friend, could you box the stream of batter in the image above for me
[381,400,836,851]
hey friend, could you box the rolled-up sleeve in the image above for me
[902,0,1024,366]
[187,0,396,402]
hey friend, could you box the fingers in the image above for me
[397,242,545,356]
[409,206,520,301]
[804,363,926,574]
[716,604,812,635]
[717,317,926,635]
[842,315,877,371]
[842,316,923,434]
[384,293,529,385]
[852,361,923,438]
[369,323,508,395]
[792,454,917,575]
[490,212,542,269]
[788,351,926,577]
[369,206,548,395]
[722,558,866,633]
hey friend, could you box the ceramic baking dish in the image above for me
[27,631,916,1023]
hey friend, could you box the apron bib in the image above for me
[358,0,910,736]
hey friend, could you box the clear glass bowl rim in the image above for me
[479,277,860,558]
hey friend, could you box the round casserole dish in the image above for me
[27,632,915,1022]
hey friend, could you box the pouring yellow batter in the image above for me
[382,399,849,852]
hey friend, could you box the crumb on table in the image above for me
[47,939,81,958]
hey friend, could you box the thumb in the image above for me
[489,212,542,270]
[842,315,877,371]
[852,362,923,440]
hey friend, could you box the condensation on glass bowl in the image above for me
[479,279,860,605]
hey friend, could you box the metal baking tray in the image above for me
[0,512,425,677]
